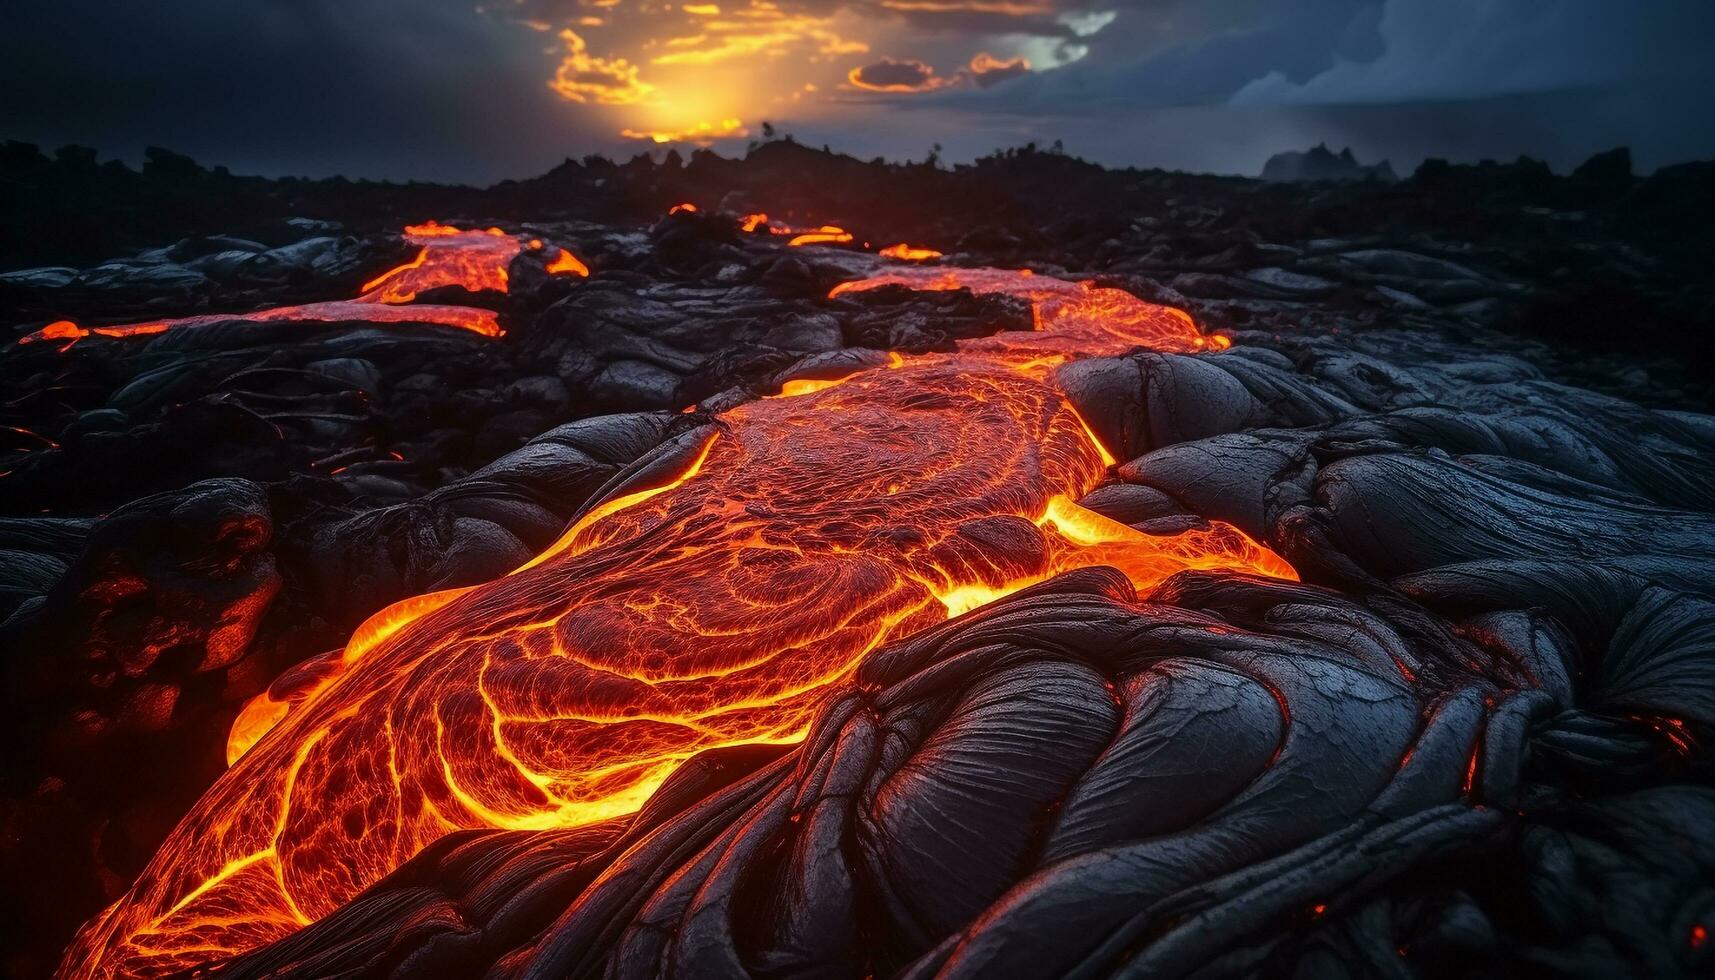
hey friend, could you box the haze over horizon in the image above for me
[5,0,1714,184]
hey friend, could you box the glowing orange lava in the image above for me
[357,222,519,303]
[831,265,1232,355]
[879,243,943,261]
[60,267,1286,978]
[787,225,854,247]
[545,249,591,278]
[20,224,590,345]
[724,211,850,244]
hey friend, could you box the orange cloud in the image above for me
[846,51,1030,93]
[969,51,1030,86]
[847,56,958,92]
[549,29,655,104]
[652,8,866,67]
[654,29,838,65]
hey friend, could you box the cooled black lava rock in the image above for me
[3,143,1714,978]
[1262,143,1398,183]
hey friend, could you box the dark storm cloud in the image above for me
[0,0,610,183]
[1230,0,1715,105]
[943,0,1389,112]
[918,0,1715,172]
[922,0,1713,114]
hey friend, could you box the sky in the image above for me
[3,0,1713,183]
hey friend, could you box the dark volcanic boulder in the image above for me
[0,479,281,974]
[4,477,280,704]
[286,410,700,629]
[1262,144,1397,183]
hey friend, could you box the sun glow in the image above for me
[523,0,1097,151]
[621,117,748,144]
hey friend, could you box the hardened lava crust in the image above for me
[1,144,1712,979]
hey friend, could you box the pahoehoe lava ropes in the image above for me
[57,265,1290,977]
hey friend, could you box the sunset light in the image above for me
[522,0,1052,143]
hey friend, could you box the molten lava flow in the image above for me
[725,212,853,246]
[21,303,506,343]
[357,222,518,303]
[546,248,591,278]
[831,265,1232,355]
[20,223,590,345]
[880,243,943,261]
[61,267,1286,978]
[225,694,291,768]
[787,225,854,247]
[23,319,87,349]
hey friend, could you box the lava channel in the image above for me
[59,266,1289,978]
[21,222,587,346]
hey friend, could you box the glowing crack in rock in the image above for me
[59,266,1285,978]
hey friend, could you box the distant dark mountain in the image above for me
[1262,143,1397,183]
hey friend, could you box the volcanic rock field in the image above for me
[2,140,1712,979]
